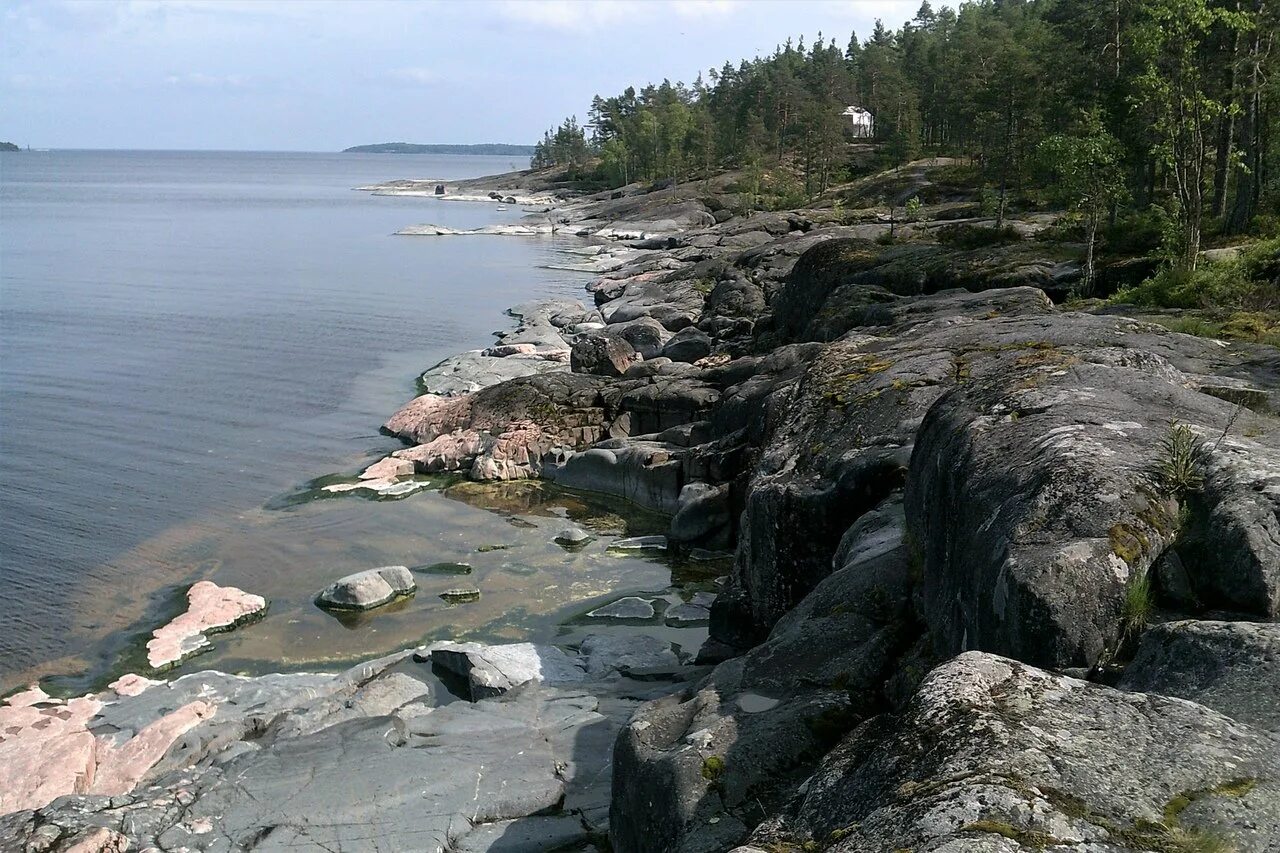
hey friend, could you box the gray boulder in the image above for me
[1121,620,1280,732]
[555,525,594,547]
[670,482,732,546]
[424,641,585,699]
[315,566,415,611]
[551,440,685,513]
[663,326,713,363]
[612,316,672,359]
[571,331,639,377]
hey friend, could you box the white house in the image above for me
[842,106,875,138]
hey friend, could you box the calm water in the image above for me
[0,151,708,693]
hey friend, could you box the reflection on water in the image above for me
[33,475,725,696]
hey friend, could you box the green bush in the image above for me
[936,223,1023,249]
[1112,263,1254,309]
[1101,206,1169,257]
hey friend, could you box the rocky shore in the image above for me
[4,162,1278,851]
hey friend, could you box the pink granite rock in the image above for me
[359,455,415,480]
[63,827,129,853]
[395,430,494,473]
[0,685,214,814]
[108,673,161,697]
[145,581,267,670]
[384,393,473,444]
[483,342,538,357]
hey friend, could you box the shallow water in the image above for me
[0,151,712,692]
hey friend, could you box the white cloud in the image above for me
[495,0,737,32]
[163,72,252,89]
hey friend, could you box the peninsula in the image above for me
[342,142,535,155]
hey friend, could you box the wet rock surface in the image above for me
[0,637,701,852]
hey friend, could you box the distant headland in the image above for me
[0,142,20,152]
[342,142,535,155]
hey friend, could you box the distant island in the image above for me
[0,142,20,152]
[342,142,535,155]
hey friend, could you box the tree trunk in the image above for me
[1211,12,1242,219]
[1084,210,1099,296]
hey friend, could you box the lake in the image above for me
[0,150,709,693]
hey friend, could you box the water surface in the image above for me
[0,151,711,692]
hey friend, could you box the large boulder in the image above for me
[1120,620,1280,732]
[743,652,1280,852]
[663,326,713,363]
[613,493,917,853]
[384,373,611,481]
[571,332,640,377]
[612,316,672,359]
[424,641,585,699]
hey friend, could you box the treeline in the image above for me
[531,0,1277,270]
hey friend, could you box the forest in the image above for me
[531,0,1278,281]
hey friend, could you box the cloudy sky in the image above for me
[3,0,920,151]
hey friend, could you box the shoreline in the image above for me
[4,160,1279,851]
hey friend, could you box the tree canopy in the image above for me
[530,0,1278,251]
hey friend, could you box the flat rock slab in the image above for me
[146,581,266,670]
[588,596,657,620]
[608,535,668,551]
[579,634,679,679]
[425,641,587,699]
[439,587,482,604]
[315,566,415,611]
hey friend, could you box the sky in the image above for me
[2,0,921,151]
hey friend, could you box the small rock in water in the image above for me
[608,535,668,551]
[588,596,657,620]
[412,562,473,576]
[665,602,711,624]
[476,544,509,553]
[316,566,416,611]
[439,587,481,604]
[555,526,594,548]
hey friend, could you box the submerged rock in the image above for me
[315,566,415,611]
[588,596,657,620]
[555,525,594,547]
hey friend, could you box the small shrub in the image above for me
[875,230,897,245]
[904,195,923,222]
[1121,571,1154,637]
[1154,422,1205,496]
[979,187,999,217]
[700,755,725,783]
